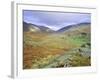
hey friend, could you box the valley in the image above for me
[23,22,91,69]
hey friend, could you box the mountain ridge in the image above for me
[57,22,90,32]
[23,21,54,33]
[23,21,90,33]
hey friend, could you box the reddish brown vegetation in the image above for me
[23,44,67,69]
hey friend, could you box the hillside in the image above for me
[57,23,90,33]
[23,22,91,69]
[23,21,54,33]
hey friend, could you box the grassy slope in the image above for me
[23,25,91,69]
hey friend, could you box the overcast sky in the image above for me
[23,10,91,31]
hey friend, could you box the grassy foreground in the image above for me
[23,27,91,69]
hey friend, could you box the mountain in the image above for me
[23,21,54,33]
[23,21,90,35]
[57,23,90,33]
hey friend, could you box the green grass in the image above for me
[68,34,90,46]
